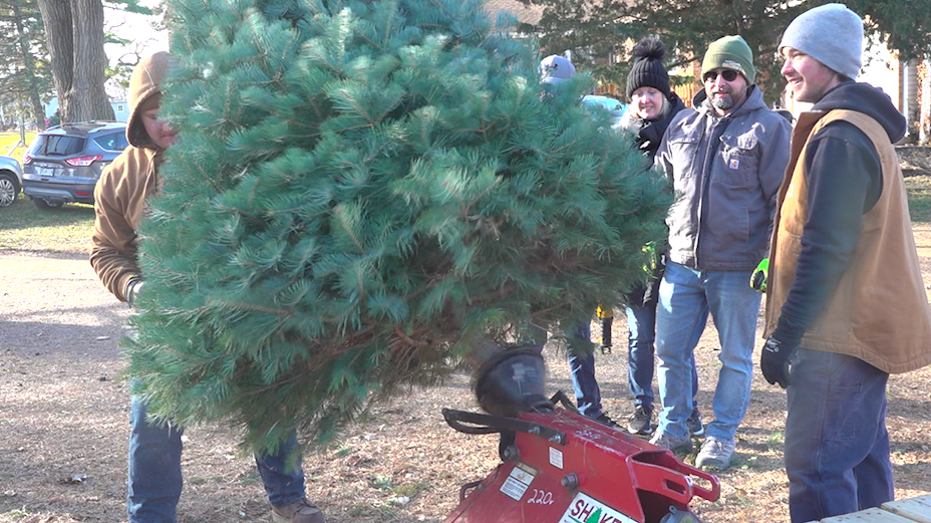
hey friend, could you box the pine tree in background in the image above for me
[128,0,671,454]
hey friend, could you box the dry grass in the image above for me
[2,230,931,523]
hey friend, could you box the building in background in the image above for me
[485,0,544,27]
[43,97,130,123]
[44,78,130,123]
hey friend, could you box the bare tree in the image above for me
[36,0,114,123]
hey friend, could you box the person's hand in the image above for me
[642,241,662,272]
[760,336,797,388]
[126,279,144,307]
[750,258,768,292]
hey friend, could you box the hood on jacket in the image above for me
[691,84,768,120]
[127,51,170,148]
[811,81,907,143]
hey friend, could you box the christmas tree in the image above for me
[128,0,670,454]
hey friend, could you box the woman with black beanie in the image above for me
[616,37,701,437]
[619,37,686,156]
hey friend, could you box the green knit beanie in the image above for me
[702,35,756,84]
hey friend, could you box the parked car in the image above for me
[0,155,23,208]
[22,121,128,209]
[581,95,627,126]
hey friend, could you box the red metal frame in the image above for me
[444,407,719,523]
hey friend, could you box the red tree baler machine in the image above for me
[442,348,720,523]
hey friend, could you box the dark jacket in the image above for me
[655,86,792,270]
[618,92,686,306]
[769,82,904,346]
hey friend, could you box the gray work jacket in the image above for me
[655,86,791,271]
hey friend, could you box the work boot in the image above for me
[272,498,325,523]
[626,405,654,435]
[686,408,704,437]
[649,431,692,453]
[696,437,736,470]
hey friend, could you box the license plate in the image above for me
[36,166,57,178]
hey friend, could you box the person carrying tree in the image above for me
[90,51,325,523]
[765,4,931,521]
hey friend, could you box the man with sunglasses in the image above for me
[650,35,791,470]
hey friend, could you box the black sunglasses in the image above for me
[703,69,740,82]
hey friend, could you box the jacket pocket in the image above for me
[716,132,759,189]
[665,127,700,186]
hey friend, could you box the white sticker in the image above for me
[549,446,564,469]
[559,492,639,523]
[510,463,536,484]
[499,462,536,501]
[501,476,530,501]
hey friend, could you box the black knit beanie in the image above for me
[626,37,671,99]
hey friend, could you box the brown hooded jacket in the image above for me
[90,51,169,302]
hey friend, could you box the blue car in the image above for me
[0,155,23,208]
[22,122,127,209]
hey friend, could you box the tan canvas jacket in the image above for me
[89,52,168,302]
[764,109,931,374]
[90,148,160,301]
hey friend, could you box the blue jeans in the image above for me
[626,302,698,411]
[655,261,760,441]
[785,349,893,523]
[527,322,605,418]
[128,396,306,523]
[566,322,604,417]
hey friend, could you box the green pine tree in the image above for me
[128,0,671,454]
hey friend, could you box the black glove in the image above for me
[760,336,798,389]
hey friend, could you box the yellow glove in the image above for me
[642,241,661,273]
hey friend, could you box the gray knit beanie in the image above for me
[779,3,863,80]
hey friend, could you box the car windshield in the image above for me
[30,134,86,157]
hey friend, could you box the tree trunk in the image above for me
[11,2,46,130]
[70,0,113,122]
[36,0,114,123]
[36,0,73,121]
